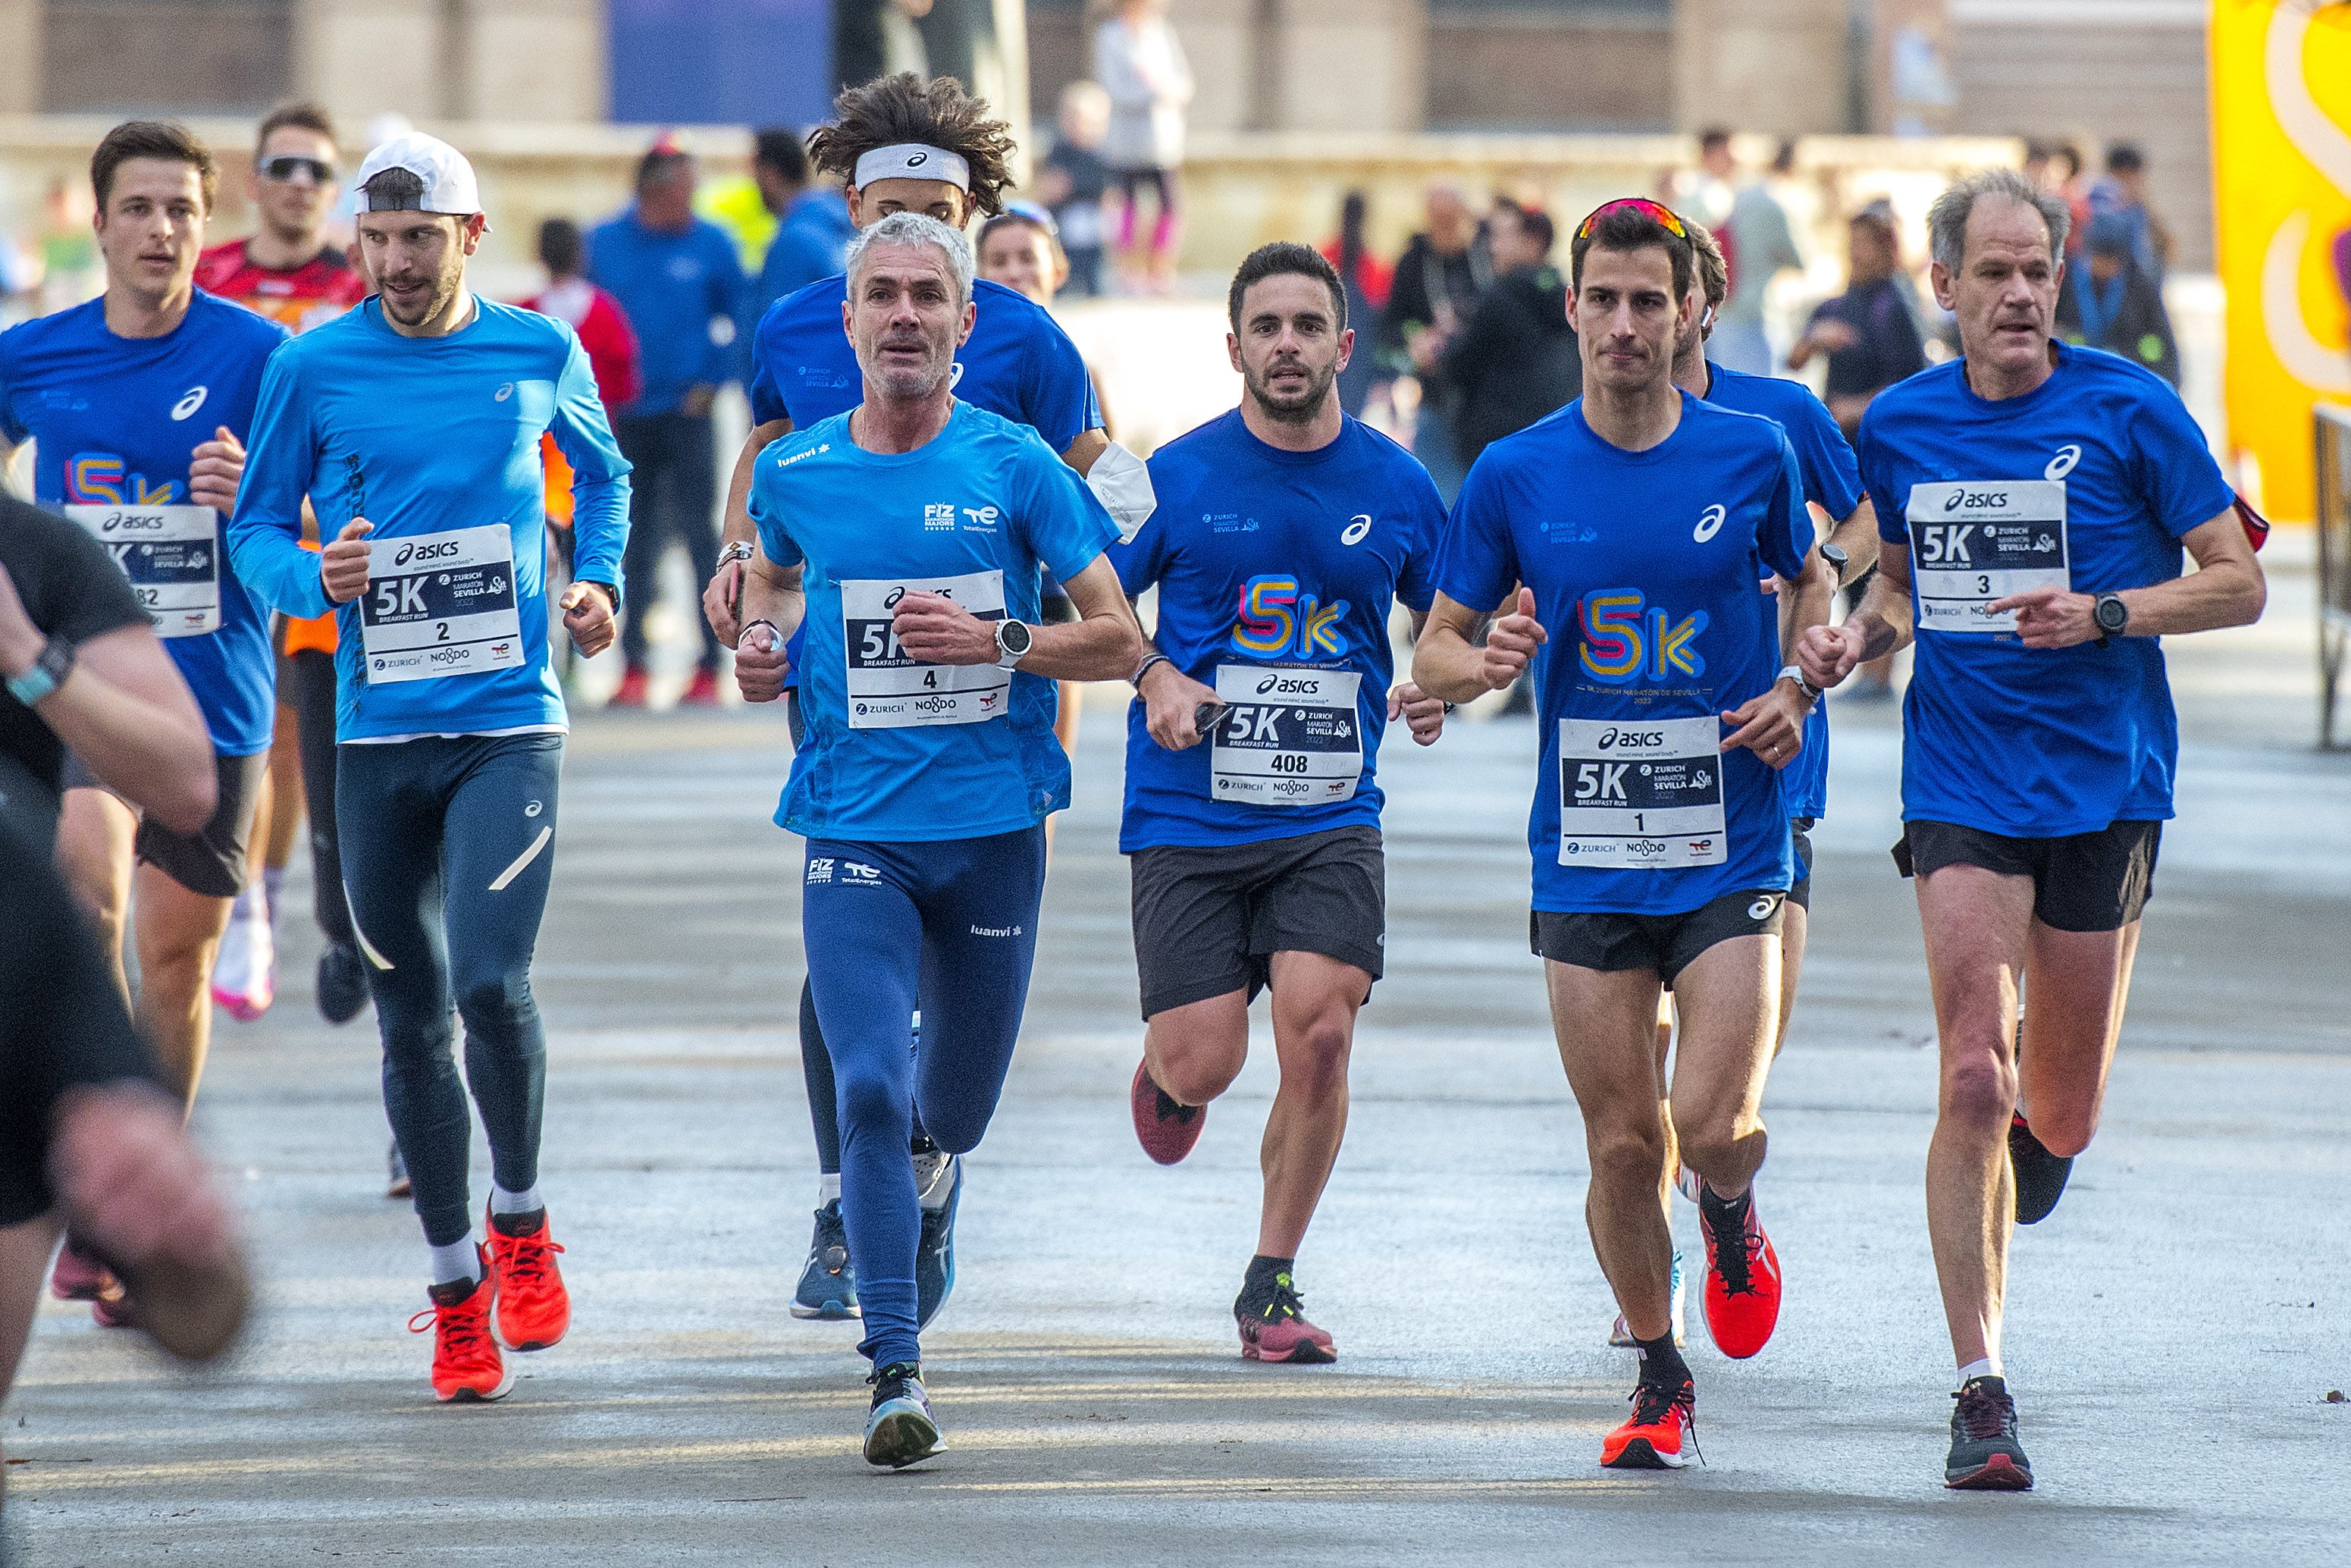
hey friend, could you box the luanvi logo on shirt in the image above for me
[1694,503,1726,542]
[1340,514,1372,546]
[2045,444,2082,480]
[170,386,208,421]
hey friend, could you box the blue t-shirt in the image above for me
[1436,394,1809,915]
[1700,360,1863,821]
[228,298,632,742]
[1860,345,2234,836]
[750,400,1119,842]
[1113,410,1443,852]
[585,209,744,415]
[0,293,288,756]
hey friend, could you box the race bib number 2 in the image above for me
[358,525,525,685]
[1909,479,2068,635]
[66,504,219,638]
[1556,717,1727,868]
[842,569,1009,728]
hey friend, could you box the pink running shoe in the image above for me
[1130,1061,1205,1165]
[1235,1271,1336,1364]
[49,1241,110,1302]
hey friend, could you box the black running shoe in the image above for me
[2009,1112,2074,1225]
[864,1361,942,1469]
[1945,1375,2033,1490]
[317,939,369,1025]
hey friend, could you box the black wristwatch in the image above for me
[2092,591,2130,646]
[1820,541,1850,587]
[582,579,621,613]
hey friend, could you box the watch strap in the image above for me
[5,637,72,706]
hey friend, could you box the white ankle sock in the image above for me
[489,1183,542,1215]
[1957,1356,2001,1385]
[429,1236,481,1287]
[819,1173,842,1206]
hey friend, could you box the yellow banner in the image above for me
[2213,0,2351,522]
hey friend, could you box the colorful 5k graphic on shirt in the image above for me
[1230,574,1352,660]
[1578,588,1708,683]
[67,454,180,506]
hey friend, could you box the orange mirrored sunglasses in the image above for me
[1575,198,1691,243]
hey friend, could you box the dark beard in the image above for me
[1247,359,1337,424]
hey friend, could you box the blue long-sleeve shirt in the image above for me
[586,206,744,415]
[227,296,631,741]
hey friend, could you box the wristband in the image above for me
[1778,662,1821,702]
[715,540,754,571]
[739,617,782,650]
[1131,651,1169,686]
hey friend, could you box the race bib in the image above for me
[1908,480,2068,634]
[1556,717,1727,868]
[358,525,525,685]
[67,504,219,638]
[842,569,1008,728]
[1208,664,1363,807]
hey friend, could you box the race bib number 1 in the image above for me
[1909,479,2068,635]
[358,525,525,685]
[842,569,1009,728]
[1209,664,1363,806]
[66,504,220,638]
[1556,717,1727,868]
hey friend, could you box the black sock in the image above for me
[1635,1333,1690,1388]
[1698,1181,1751,1228]
[1240,1254,1293,1306]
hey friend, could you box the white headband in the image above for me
[852,143,972,193]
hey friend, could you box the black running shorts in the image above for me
[63,748,268,900]
[1531,887,1789,985]
[1893,818,2160,933]
[1128,824,1385,1018]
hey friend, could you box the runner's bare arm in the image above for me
[1826,496,1882,585]
[1799,544,1914,688]
[1991,508,2265,649]
[1414,588,1542,705]
[707,416,796,644]
[895,555,1140,682]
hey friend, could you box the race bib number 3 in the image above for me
[1556,716,1727,868]
[842,569,1009,728]
[1909,479,2068,635]
[1209,664,1364,807]
[67,504,219,638]
[358,525,524,685]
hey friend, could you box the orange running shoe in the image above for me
[1697,1183,1781,1359]
[1600,1375,1696,1469]
[408,1261,512,1403]
[486,1208,570,1352]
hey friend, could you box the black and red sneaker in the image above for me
[1601,1375,1697,1469]
[2008,1112,2074,1225]
[1945,1375,2033,1490]
[1130,1060,1205,1165]
[1697,1183,1781,1359]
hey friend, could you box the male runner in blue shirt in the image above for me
[701,73,1155,1330]
[731,212,1139,1468]
[0,121,284,1328]
[1796,169,2263,1492]
[1115,243,1447,1365]
[230,132,631,1406]
[1416,199,1829,1472]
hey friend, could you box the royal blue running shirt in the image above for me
[1699,359,1863,822]
[750,400,1119,842]
[229,297,632,741]
[1113,409,1443,852]
[1436,394,1809,914]
[0,292,287,754]
[1860,343,2235,837]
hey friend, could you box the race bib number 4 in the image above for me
[1556,716,1727,868]
[67,504,219,638]
[842,569,1008,728]
[358,525,525,685]
[1909,480,2068,634]
[1209,664,1363,807]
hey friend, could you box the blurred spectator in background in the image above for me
[1686,127,1737,231]
[742,127,853,340]
[1440,204,1577,468]
[2089,142,2168,278]
[1384,184,1490,500]
[1713,138,1804,375]
[588,135,744,709]
[525,219,642,419]
[1096,0,1192,293]
[2058,209,2180,386]
[1324,190,1393,418]
[1039,81,1113,297]
[36,177,99,312]
[1787,202,1927,436]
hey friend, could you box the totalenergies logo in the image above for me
[1230,573,1350,660]
[1578,588,1708,684]
[66,455,177,506]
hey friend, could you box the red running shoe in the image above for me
[1130,1061,1205,1165]
[90,1277,136,1329]
[486,1208,570,1352]
[1697,1183,1781,1359]
[408,1260,512,1402]
[679,668,721,707]
[609,666,649,708]
[1600,1376,1696,1469]
[49,1240,109,1302]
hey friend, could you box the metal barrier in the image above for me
[2319,404,2351,748]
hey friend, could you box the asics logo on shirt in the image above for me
[1230,575,1351,660]
[2045,444,2082,480]
[495,383,515,402]
[1579,588,1708,683]
[1694,503,1726,542]
[170,386,208,421]
[1340,514,1372,546]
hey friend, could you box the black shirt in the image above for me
[0,493,149,822]
[1808,275,1928,401]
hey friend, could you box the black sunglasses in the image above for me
[259,155,336,185]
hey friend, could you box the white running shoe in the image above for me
[1608,1248,1688,1349]
[210,884,276,1021]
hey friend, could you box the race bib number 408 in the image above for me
[66,504,219,638]
[842,569,1008,728]
[1909,479,2068,635]
[1556,716,1727,868]
[358,525,524,685]
[1208,664,1363,806]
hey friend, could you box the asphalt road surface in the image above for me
[4,558,2345,1566]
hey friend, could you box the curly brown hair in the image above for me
[808,73,1017,218]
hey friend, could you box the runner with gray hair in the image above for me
[845,210,976,309]
[1926,166,2070,272]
